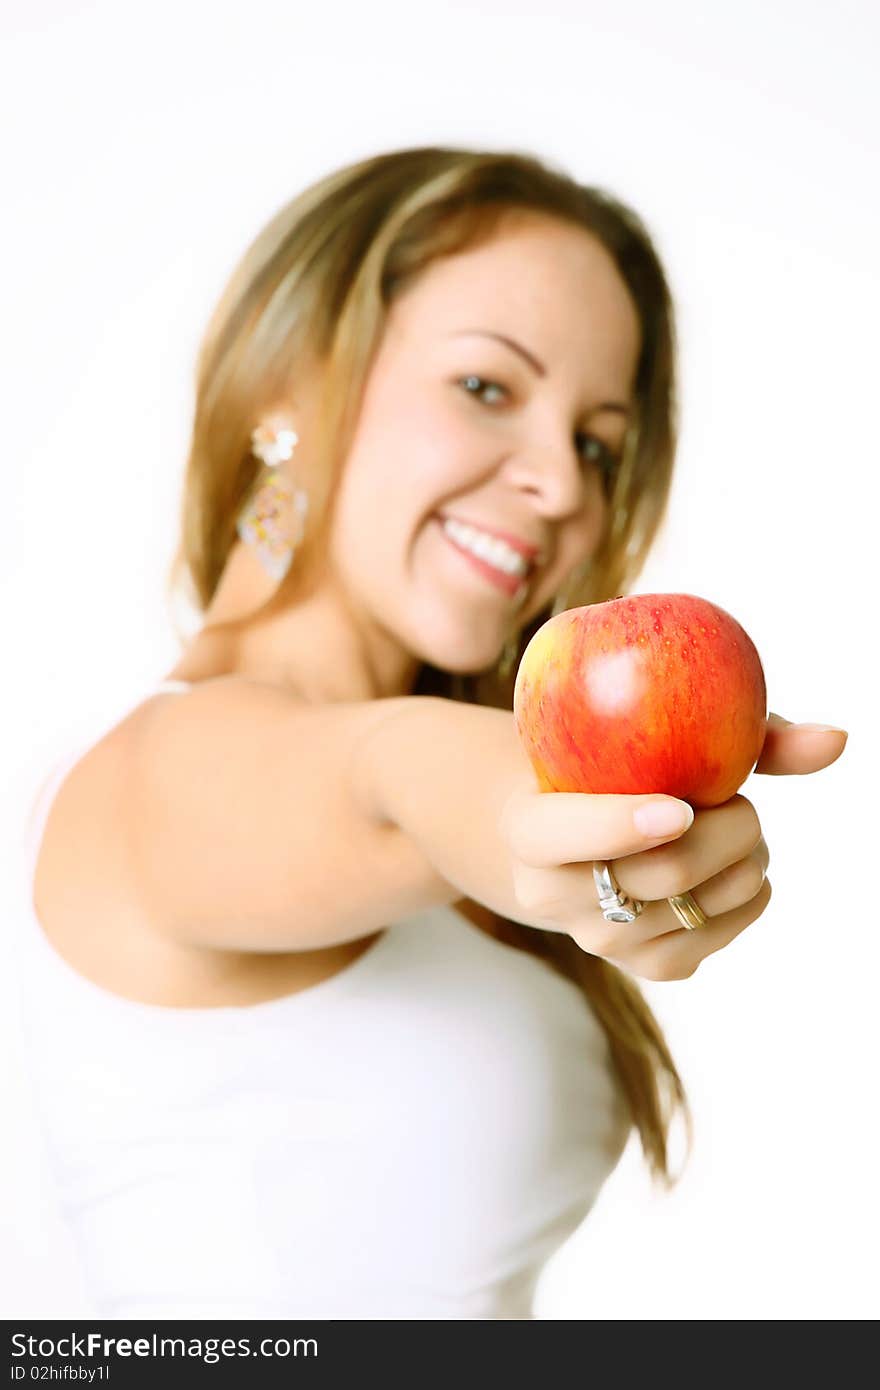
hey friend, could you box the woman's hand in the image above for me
[499,711,848,983]
[754,711,848,776]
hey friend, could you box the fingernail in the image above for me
[634,799,694,837]
[795,723,848,734]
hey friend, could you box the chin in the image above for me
[426,655,491,677]
[418,640,499,676]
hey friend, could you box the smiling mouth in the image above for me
[434,516,533,602]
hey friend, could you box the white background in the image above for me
[1,0,876,1319]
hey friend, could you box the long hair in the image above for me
[166,145,691,1189]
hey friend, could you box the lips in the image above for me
[438,513,544,566]
[434,518,530,599]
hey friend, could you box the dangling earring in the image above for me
[237,423,309,582]
[497,634,519,680]
[552,557,593,617]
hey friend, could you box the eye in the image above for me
[459,376,621,496]
[458,374,508,406]
[577,433,621,495]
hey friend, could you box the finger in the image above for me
[574,836,770,955]
[667,835,769,922]
[502,786,694,869]
[510,791,765,951]
[613,795,762,903]
[568,896,690,960]
[755,711,848,776]
[623,878,773,982]
[516,827,767,954]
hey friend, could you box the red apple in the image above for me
[513,593,767,808]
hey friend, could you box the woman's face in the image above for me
[327,210,642,676]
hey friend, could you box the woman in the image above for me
[18,145,847,1319]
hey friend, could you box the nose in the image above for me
[505,428,592,522]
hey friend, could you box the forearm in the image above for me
[354,695,538,922]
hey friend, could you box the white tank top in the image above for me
[12,680,631,1320]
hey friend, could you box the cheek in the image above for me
[370,366,477,467]
[559,464,607,540]
[580,480,610,553]
[393,397,478,501]
[326,447,455,576]
[537,500,608,607]
[339,408,479,538]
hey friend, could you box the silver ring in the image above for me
[593,861,645,924]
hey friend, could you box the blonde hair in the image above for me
[167,145,691,1189]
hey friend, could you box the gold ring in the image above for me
[667,891,708,931]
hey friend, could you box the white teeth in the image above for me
[441,517,530,577]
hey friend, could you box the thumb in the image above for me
[502,787,695,867]
[755,711,849,776]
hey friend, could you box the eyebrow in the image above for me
[449,329,632,416]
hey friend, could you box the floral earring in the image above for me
[237,423,309,582]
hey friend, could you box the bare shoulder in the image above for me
[36,675,302,857]
[31,677,425,1005]
[28,684,213,1003]
[104,677,445,953]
